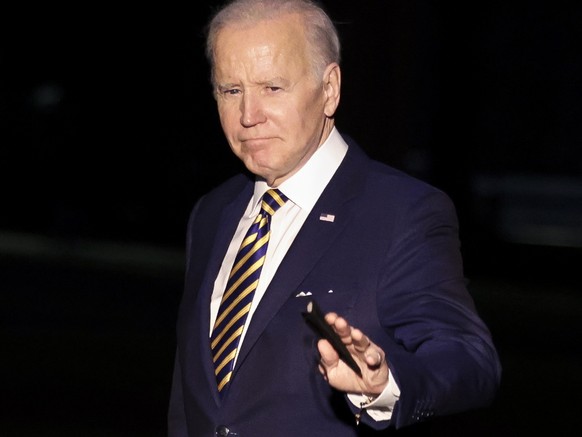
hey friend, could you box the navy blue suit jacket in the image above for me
[169,136,501,436]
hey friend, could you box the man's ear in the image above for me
[322,63,341,118]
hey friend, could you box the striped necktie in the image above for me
[210,188,288,395]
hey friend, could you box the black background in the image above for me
[1,1,581,435]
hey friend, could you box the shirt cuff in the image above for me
[347,370,401,422]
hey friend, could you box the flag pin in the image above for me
[319,213,335,223]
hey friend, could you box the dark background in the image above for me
[1,1,581,435]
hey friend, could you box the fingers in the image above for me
[317,338,339,364]
[324,312,350,337]
[317,313,390,395]
[365,349,384,368]
[324,314,385,368]
[324,313,362,342]
[353,331,384,368]
[316,338,339,380]
[350,328,369,351]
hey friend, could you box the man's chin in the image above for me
[242,159,273,180]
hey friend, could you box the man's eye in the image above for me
[218,87,241,96]
[267,86,282,92]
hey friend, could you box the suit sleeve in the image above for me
[168,200,205,436]
[168,351,188,437]
[361,190,501,429]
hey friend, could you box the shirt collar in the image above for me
[252,127,348,212]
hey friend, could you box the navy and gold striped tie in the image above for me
[210,188,288,395]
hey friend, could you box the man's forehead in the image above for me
[215,13,306,50]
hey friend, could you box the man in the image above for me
[169,0,501,435]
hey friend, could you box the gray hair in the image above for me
[205,0,341,85]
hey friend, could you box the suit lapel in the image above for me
[191,180,254,404]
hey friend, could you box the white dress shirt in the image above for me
[209,127,399,420]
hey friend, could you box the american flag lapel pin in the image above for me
[319,213,335,223]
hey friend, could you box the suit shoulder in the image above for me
[185,173,252,234]
[367,158,448,202]
[195,173,252,210]
[341,133,447,201]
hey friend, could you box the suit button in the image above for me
[216,425,230,436]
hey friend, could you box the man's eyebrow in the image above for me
[261,77,290,86]
[216,82,239,90]
[216,77,291,90]
[263,76,288,83]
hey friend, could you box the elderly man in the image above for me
[169,1,501,436]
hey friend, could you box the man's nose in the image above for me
[240,93,267,127]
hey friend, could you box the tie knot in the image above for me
[261,189,288,216]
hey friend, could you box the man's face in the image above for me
[213,14,340,186]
